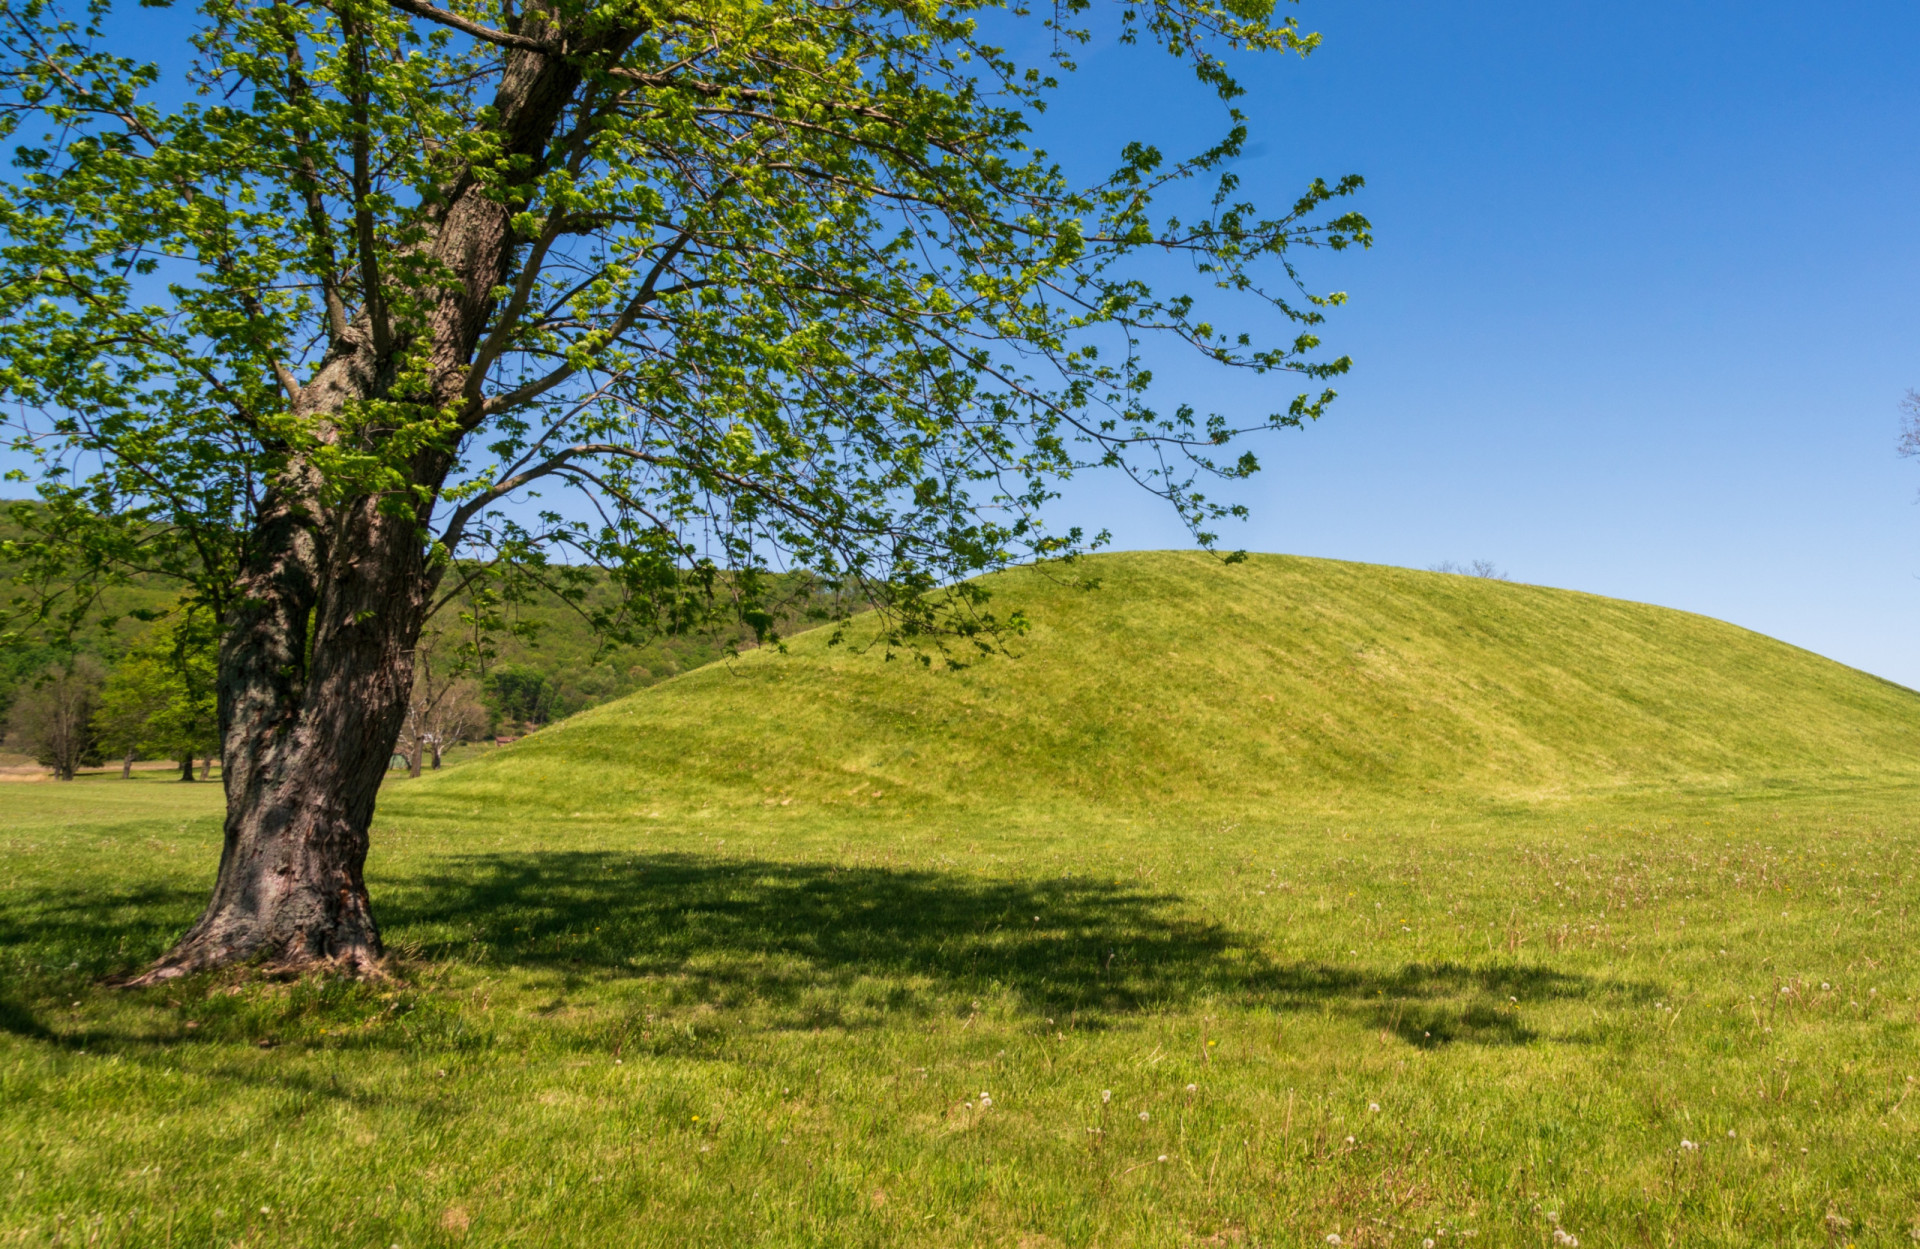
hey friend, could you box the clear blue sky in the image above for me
[1036,1,1920,687]
[27,2,1920,686]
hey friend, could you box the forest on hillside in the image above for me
[0,502,810,775]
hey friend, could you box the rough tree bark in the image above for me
[130,30,605,982]
[128,492,433,981]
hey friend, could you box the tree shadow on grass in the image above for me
[0,880,205,996]
[0,880,206,1050]
[0,851,1646,1056]
[380,851,1629,1046]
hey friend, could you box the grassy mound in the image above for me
[11,554,1920,1245]
[406,551,1920,820]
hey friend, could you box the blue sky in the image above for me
[1033,1,1920,686]
[24,2,1920,685]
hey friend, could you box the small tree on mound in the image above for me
[0,0,1367,979]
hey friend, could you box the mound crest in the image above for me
[410,552,1920,817]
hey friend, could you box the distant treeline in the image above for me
[0,501,821,772]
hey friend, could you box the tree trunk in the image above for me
[128,493,432,984]
[127,27,602,985]
[430,740,443,770]
[179,755,195,782]
[121,748,135,780]
[200,755,212,781]
[408,742,423,778]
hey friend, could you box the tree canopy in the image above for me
[0,0,1368,977]
[0,0,1365,641]
[92,602,219,774]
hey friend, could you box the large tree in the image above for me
[0,0,1366,979]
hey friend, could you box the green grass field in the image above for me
[5,554,1919,1246]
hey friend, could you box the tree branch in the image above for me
[477,227,696,417]
[345,16,392,359]
[381,0,556,54]
[271,4,350,343]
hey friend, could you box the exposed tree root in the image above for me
[118,939,388,988]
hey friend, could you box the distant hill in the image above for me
[400,551,1920,821]
[0,504,180,717]
[0,498,786,722]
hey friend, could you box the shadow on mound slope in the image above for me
[401,551,1920,816]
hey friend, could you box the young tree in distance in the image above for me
[415,678,487,771]
[93,647,170,779]
[3,654,104,779]
[93,605,220,781]
[398,632,487,774]
[0,0,1368,979]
